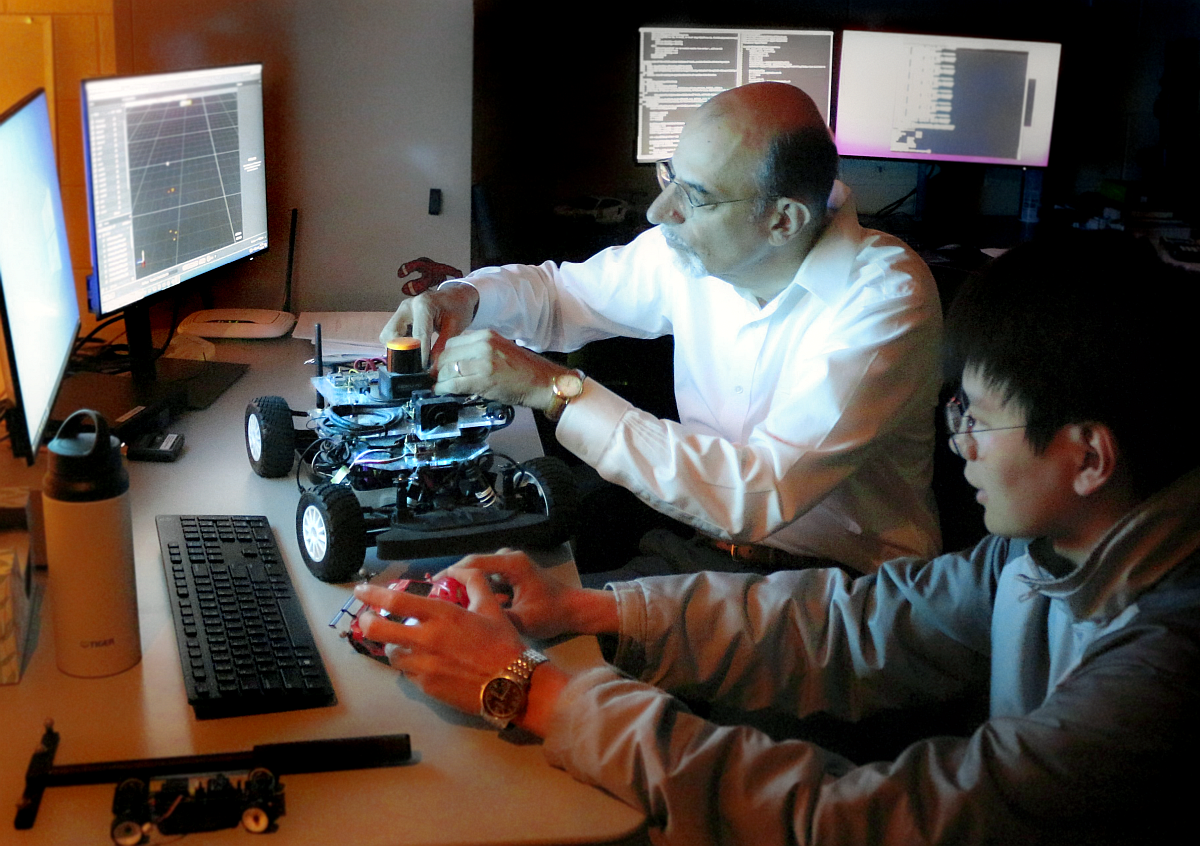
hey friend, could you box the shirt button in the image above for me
[734,386,744,394]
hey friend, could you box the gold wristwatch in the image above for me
[545,369,585,423]
[480,648,548,729]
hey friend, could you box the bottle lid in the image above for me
[43,409,129,502]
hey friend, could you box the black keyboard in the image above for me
[156,515,337,720]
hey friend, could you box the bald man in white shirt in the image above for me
[380,82,942,575]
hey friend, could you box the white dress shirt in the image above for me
[464,183,942,572]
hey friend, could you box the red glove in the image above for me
[398,257,464,297]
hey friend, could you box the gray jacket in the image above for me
[542,469,1200,844]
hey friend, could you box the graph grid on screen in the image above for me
[836,31,1061,167]
[127,92,244,277]
[637,27,834,163]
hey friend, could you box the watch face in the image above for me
[482,676,524,722]
[555,373,584,399]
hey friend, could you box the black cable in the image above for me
[71,313,127,356]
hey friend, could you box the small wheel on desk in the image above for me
[241,805,271,834]
[297,483,367,582]
[110,818,146,846]
[510,456,580,545]
[246,396,296,477]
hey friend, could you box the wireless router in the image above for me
[178,209,301,340]
[178,308,297,339]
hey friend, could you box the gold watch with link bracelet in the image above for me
[545,369,585,423]
[480,648,549,729]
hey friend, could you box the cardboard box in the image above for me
[1,531,35,684]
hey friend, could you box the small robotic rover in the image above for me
[244,337,578,582]
[110,768,284,844]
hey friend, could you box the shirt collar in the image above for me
[782,180,862,308]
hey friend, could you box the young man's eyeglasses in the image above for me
[655,159,761,211]
[944,392,1027,458]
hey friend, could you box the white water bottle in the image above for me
[43,409,141,677]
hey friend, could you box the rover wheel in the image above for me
[245,396,296,477]
[510,456,580,543]
[241,805,271,834]
[110,819,145,846]
[297,483,366,582]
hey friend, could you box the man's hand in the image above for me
[354,563,579,737]
[439,549,619,641]
[355,568,527,715]
[379,282,480,367]
[434,329,569,414]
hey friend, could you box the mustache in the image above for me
[662,229,694,254]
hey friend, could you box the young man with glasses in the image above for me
[358,231,1200,844]
[380,82,942,576]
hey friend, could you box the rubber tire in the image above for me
[242,806,271,834]
[110,819,144,846]
[246,396,296,477]
[511,456,579,544]
[297,483,367,582]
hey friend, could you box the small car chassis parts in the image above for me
[110,768,284,843]
[14,720,412,836]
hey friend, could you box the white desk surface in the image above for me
[0,337,644,845]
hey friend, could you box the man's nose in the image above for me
[647,187,685,225]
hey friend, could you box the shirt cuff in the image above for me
[435,279,481,325]
[553,378,632,465]
[607,581,648,677]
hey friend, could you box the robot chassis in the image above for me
[244,355,579,582]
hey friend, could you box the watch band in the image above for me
[545,369,586,423]
[507,648,548,684]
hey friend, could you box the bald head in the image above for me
[692,82,838,214]
[696,82,827,151]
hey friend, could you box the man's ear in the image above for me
[1071,422,1122,497]
[766,197,811,245]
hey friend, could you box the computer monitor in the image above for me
[835,30,1061,167]
[83,63,268,319]
[637,27,835,163]
[73,63,265,409]
[0,90,82,464]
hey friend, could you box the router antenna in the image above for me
[283,207,298,313]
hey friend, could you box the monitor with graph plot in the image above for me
[82,63,268,317]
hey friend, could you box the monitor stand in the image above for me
[50,359,246,441]
[48,303,247,442]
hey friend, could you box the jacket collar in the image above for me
[1019,467,1200,622]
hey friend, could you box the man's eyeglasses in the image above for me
[944,392,1026,458]
[655,159,760,211]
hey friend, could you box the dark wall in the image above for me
[473,0,1200,262]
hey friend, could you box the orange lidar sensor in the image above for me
[387,337,422,374]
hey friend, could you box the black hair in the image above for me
[753,123,839,217]
[944,230,1199,498]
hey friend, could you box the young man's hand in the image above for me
[354,556,590,737]
[439,549,619,641]
[355,568,528,716]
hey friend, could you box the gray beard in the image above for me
[662,231,709,279]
